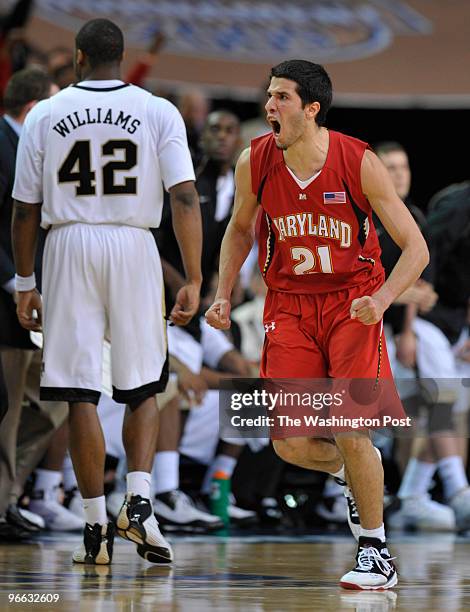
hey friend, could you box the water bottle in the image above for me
[209,470,230,527]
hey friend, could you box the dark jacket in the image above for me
[373,198,434,335]
[423,182,470,343]
[0,116,44,349]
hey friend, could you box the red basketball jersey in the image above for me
[251,130,384,294]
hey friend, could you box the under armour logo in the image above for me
[264,321,276,332]
[299,193,307,200]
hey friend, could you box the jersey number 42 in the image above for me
[58,139,137,196]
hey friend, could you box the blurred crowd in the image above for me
[1,0,470,541]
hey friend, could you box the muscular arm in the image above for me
[11,200,42,330]
[205,148,259,329]
[169,180,202,286]
[11,200,41,277]
[351,151,429,324]
[167,180,203,324]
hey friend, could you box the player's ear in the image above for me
[75,48,84,66]
[306,101,320,121]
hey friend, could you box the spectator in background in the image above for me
[0,67,72,540]
[374,142,436,372]
[231,266,266,365]
[423,179,470,512]
[375,142,470,532]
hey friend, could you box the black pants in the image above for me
[0,358,7,424]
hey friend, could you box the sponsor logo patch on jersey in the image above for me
[323,191,346,204]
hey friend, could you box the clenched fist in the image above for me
[350,295,385,326]
[17,288,42,331]
[205,298,231,330]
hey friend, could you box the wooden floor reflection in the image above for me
[0,532,469,611]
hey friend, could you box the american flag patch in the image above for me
[323,191,346,204]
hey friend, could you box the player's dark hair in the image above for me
[270,59,332,126]
[76,19,124,68]
[4,68,51,117]
[374,141,406,157]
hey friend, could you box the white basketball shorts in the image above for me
[39,223,167,405]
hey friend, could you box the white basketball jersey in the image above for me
[13,80,195,229]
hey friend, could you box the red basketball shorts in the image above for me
[259,275,405,439]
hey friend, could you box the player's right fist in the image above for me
[16,288,42,331]
[350,295,384,325]
[205,298,231,330]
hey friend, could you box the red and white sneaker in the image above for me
[340,537,398,590]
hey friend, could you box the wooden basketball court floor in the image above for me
[1,532,469,611]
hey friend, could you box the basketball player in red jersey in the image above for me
[206,60,428,590]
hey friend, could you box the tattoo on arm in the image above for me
[170,182,199,209]
[173,190,197,208]
[13,202,36,222]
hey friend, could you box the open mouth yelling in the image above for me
[268,117,281,138]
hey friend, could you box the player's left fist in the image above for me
[350,295,384,326]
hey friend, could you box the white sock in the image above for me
[152,451,180,496]
[34,469,62,495]
[127,471,151,499]
[83,496,107,526]
[398,459,436,499]
[201,455,237,495]
[330,465,345,482]
[438,455,468,500]
[361,524,386,542]
[62,455,78,491]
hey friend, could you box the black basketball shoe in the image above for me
[116,494,173,564]
[72,522,115,565]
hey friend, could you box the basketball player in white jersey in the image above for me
[11,19,202,565]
